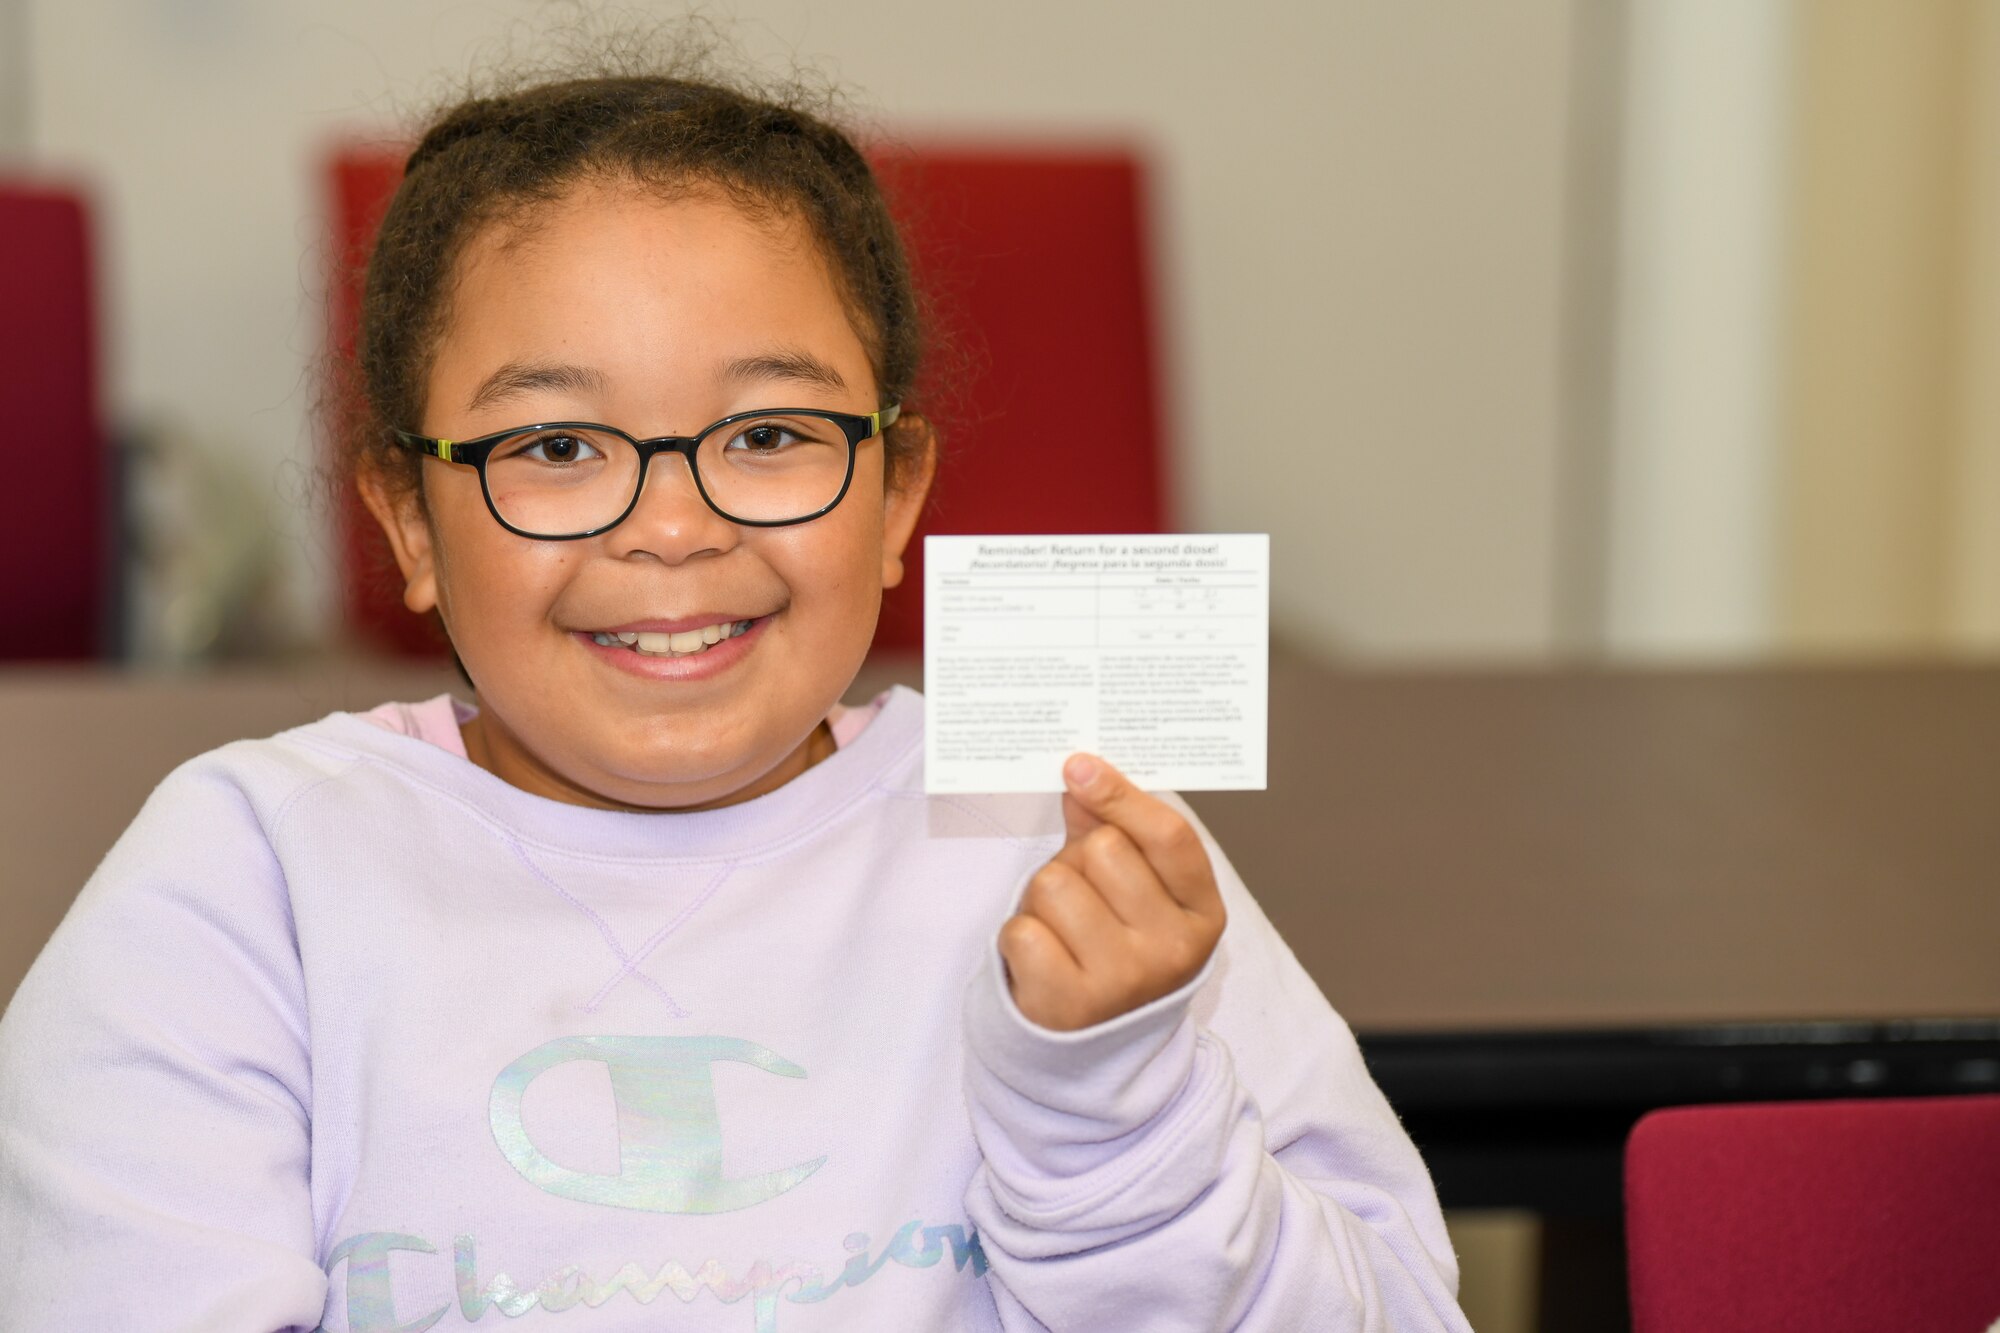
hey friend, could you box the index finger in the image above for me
[1060,754,1223,920]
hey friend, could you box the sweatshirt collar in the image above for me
[313,686,922,863]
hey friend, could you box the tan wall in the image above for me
[1779,0,1967,651]
[1603,0,1794,658]
[21,0,1584,664]
[19,1,2000,664]
[1777,0,2000,654]
[1589,0,2000,661]
[1948,1,2000,649]
[0,0,27,159]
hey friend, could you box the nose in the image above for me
[604,447,739,564]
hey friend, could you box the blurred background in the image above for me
[9,0,2000,668]
[6,3,2000,1330]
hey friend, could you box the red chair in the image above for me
[325,150,436,656]
[1625,1095,2000,1333]
[322,143,1169,656]
[867,146,1169,652]
[0,184,108,660]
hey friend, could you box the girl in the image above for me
[0,60,1470,1333]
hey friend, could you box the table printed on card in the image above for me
[923,534,1269,794]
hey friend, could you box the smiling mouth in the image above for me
[588,619,755,657]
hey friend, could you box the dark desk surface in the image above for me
[6,649,1999,1032]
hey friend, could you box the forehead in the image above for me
[431,179,873,410]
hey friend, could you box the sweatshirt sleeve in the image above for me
[0,757,328,1332]
[959,796,1470,1333]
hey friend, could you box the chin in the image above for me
[589,735,780,805]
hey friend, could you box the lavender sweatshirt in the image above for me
[0,688,1468,1332]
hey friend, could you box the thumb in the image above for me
[1060,790,1103,848]
[1057,753,1108,855]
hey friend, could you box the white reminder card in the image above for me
[924,534,1269,794]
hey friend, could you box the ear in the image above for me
[879,413,938,591]
[358,464,441,615]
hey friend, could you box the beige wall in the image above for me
[1156,3,1575,660]
[1771,0,2000,655]
[1599,0,2000,661]
[26,1,1998,664]
[21,0,1583,663]
[1603,0,1794,657]
[1779,0,1968,652]
[0,0,27,159]
[1947,1,2000,650]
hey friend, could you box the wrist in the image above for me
[966,934,1216,1124]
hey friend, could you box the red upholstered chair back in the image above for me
[868,147,1169,650]
[326,151,437,656]
[0,185,107,660]
[323,144,1168,656]
[1625,1095,2000,1333]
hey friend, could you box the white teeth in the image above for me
[599,619,755,657]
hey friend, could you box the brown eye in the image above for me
[735,423,795,453]
[518,432,601,465]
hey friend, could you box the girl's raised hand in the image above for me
[998,755,1228,1032]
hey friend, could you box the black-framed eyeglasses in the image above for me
[388,404,900,540]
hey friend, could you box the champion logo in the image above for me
[487,1034,825,1214]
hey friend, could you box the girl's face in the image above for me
[367,180,931,810]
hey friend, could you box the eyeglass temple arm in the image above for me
[390,429,467,464]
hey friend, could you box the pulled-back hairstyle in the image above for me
[346,53,926,506]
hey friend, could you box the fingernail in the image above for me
[1065,754,1099,788]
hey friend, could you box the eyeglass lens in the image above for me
[482,414,852,535]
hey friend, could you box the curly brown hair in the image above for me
[344,58,927,508]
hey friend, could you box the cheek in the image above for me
[767,511,885,621]
[826,507,890,600]
[427,491,571,635]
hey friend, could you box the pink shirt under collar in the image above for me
[359,694,887,758]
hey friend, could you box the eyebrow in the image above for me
[465,361,609,414]
[720,349,849,396]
